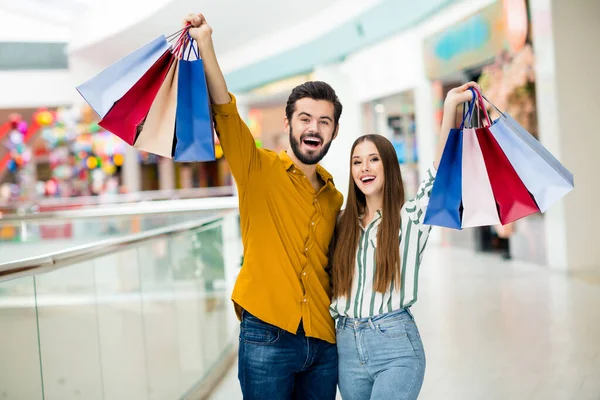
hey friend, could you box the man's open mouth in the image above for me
[302,136,322,149]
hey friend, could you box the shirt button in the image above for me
[311,221,315,226]
[305,247,308,252]
[303,272,307,276]
[303,298,307,303]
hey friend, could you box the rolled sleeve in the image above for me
[403,165,437,229]
[212,93,263,186]
[211,93,238,117]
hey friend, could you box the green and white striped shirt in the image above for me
[330,166,437,319]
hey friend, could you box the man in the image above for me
[185,13,343,400]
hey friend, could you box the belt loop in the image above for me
[368,318,375,330]
[405,307,414,320]
[338,316,345,330]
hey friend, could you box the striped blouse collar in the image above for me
[358,209,382,230]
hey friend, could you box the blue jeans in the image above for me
[238,310,338,400]
[336,308,426,400]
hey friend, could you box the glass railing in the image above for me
[0,211,214,264]
[0,210,241,400]
[0,196,239,265]
[0,186,235,216]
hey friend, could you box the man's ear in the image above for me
[284,116,290,134]
[332,124,340,140]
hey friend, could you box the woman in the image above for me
[330,82,479,399]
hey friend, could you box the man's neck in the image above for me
[286,148,318,179]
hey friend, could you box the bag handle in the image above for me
[166,26,186,41]
[167,26,200,60]
[472,88,492,127]
[460,88,476,129]
[185,32,199,60]
[479,92,505,117]
[171,28,188,58]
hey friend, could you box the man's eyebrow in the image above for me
[298,112,333,122]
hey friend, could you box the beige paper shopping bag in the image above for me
[461,127,500,228]
[134,58,179,158]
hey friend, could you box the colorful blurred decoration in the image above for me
[423,1,528,80]
[503,0,528,53]
[102,162,116,175]
[478,43,537,136]
[86,157,99,169]
[89,122,101,133]
[34,109,55,126]
[17,121,28,134]
[139,151,160,164]
[247,109,262,137]
[113,153,124,167]
[215,144,224,159]
[1,103,129,200]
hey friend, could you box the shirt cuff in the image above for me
[211,92,238,116]
[427,164,437,181]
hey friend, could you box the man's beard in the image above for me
[289,128,333,165]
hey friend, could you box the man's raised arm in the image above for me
[185,13,263,185]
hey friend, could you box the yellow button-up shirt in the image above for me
[212,94,343,343]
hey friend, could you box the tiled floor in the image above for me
[210,245,600,400]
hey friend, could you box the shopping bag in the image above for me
[173,36,215,162]
[461,88,501,228]
[482,94,574,212]
[473,91,539,224]
[133,58,180,158]
[423,100,474,229]
[461,127,500,227]
[98,51,174,145]
[76,35,171,118]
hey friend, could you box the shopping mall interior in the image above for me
[0,0,599,399]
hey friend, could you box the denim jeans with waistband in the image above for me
[238,310,338,400]
[336,308,426,400]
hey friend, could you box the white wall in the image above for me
[0,9,72,109]
[0,71,73,108]
[530,0,600,271]
[342,0,497,102]
[218,0,383,74]
[0,9,70,42]
[68,0,177,53]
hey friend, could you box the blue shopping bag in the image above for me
[76,35,171,118]
[174,36,215,162]
[423,98,475,229]
[483,95,574,212]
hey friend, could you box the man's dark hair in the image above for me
[285,81,343,129]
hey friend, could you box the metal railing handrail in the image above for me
[0,186,235,212]
[0,209,237,282]
[0,196,239,222]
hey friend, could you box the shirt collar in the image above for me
[278,150,334,184]
[358,209,382,229]
[358,209,382,219]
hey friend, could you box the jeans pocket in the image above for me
[374,319,420,359]
[241,314,281,345]
[376,321,408,339]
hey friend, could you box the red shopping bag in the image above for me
[99,50,175,144]
[473,90,539,224]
